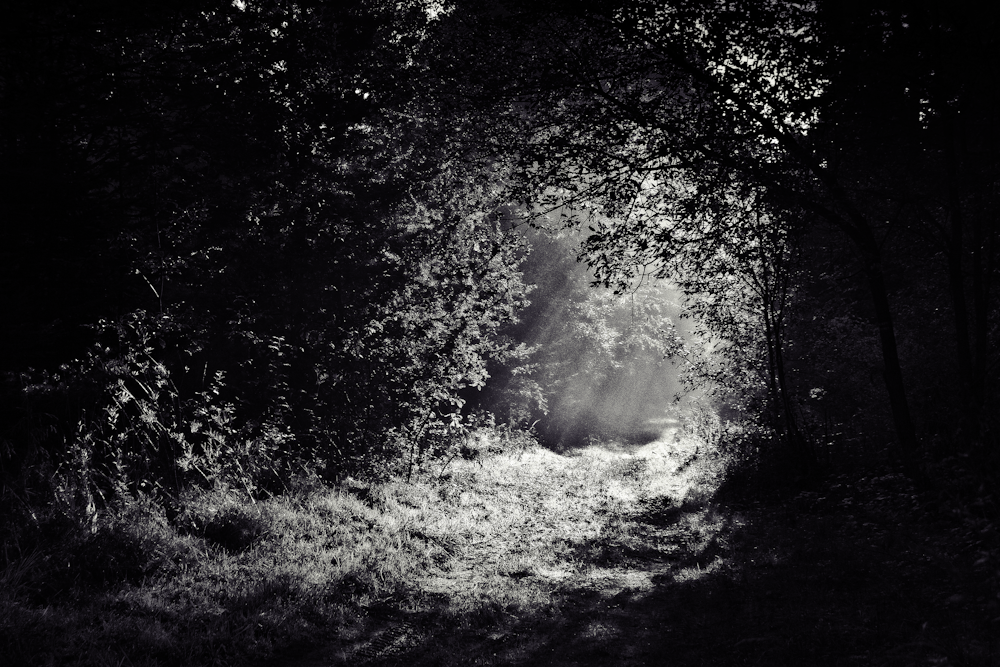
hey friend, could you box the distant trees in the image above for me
[815,3,1000,452]
[476,226,681,448]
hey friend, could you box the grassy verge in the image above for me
[2,424,997,666]
[0,424,719,666]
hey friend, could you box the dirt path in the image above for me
[272,431,999,667]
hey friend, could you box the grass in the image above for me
[1,421,997,666]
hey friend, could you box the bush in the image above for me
[0,312,297,534]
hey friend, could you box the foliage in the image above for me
[0,0,534,527]
[4,6,1000,638]
[334,159,531,478]
[437,0,1000,482]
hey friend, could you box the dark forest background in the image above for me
[2,0,998,548]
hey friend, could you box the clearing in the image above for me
[272,424,999,667]
[3,421,997,666]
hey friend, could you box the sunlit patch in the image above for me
[420,0,450,21]
[512,447,566,467]
[584,567,661,593]
[574,444,621,461]
[533,565,573,581]
[645,416,681,426]
[581,619,619,640]
[383,415,742,655]
[605,479,638,502]
[673,556,725,582]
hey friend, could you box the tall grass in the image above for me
[0,426,724,666]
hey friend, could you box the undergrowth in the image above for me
[2,417,996,667]
[0,424,719,667]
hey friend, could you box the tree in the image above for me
[0,0,533,510]
[437,0,1000,479]
[816,3,1000,453]
[646,189,812,467]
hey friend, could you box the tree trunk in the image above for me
[946,120,979,448]
[803,158,925,481]
[861,245,921,480]
[761,287,782,429]
[971,204,990,425]
[771,309,816,475]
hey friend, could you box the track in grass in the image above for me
[280,422,743,666]
[278,423,998,667]
[6,419,995,666]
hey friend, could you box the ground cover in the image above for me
[1,421,997,666]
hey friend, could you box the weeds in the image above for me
[0,425,718,666]
[3,420,992,667]
[0,545,43,601]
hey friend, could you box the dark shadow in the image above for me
[630,495,688,527]
[327,495,997,667]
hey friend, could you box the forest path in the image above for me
[274,425,998,667]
